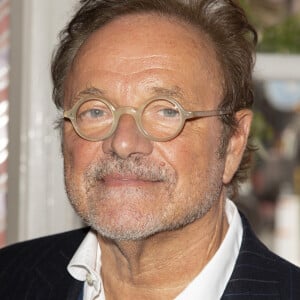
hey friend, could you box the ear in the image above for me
[222,109,253,185]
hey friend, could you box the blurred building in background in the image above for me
[238,0,300,265]
[0,0,9,248]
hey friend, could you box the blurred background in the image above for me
[238,0,300,266]
[0,0,299,266]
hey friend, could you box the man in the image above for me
[1,0,299,299]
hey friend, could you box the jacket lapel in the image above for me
[221,213,281,299]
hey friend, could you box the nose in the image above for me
[102,114,153,159]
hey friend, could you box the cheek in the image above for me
[63,126,102,172]
[161,122,222,182]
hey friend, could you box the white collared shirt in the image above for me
[68,199,243,300]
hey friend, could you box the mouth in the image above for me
[101,173,162,187]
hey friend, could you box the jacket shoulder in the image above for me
[0,227,89,264]
[223,213,300,299]
[0,227,89,279]
[0,227,89,299]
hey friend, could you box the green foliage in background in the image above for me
[251,111,274,146]
[239,0,300,54]
[258,15,300,53]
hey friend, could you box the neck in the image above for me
[98,196,228,300]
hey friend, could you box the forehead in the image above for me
[65,13,223,106]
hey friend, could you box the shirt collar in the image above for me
[68,230,102,297]
[175,199,243,299]
[68,199,242,299]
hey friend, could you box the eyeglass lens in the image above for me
[76,99,114,140]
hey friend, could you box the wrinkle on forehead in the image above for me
[75,41,198,70]
[73,48,217,86]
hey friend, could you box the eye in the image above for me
[143,99,181,121]
[76,100,112,122]
[158,108,179,118]
[77,108,106,121]
[86,108,105,118]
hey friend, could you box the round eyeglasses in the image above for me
[63,97,230,142]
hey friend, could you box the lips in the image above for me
[101,173,160,187]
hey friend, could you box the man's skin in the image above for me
[63,13,252,299]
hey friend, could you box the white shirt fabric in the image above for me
[68,199,243,300]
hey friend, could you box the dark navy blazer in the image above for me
[0,214,299,299]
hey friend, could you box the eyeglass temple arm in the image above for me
[186,110,230,119]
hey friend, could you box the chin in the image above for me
[88,220,159,241]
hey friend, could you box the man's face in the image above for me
[63,14,228,240]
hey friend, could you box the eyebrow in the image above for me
[149,86,185,100]
[75,86,106,100]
